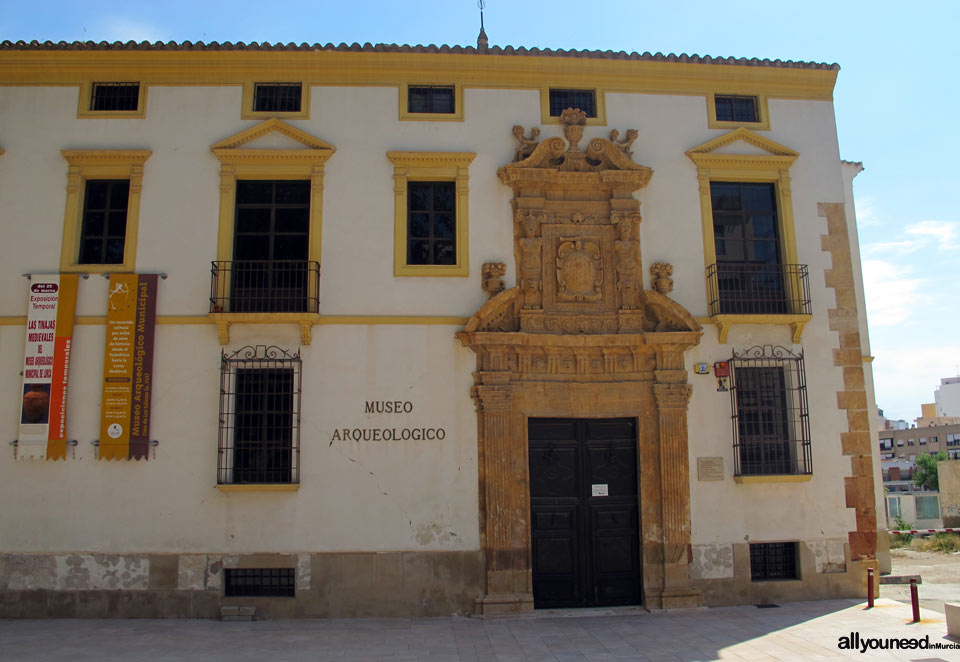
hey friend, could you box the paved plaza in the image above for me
[1,598,957,662]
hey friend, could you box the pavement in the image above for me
[0,598,957,662]
[883,548,960,614]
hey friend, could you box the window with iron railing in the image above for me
[218,346,301,485]
[730,345,810,476]
[548,88,597,117]
[750,542,799,581]
[90,82,140,111]
[253,83,302,113]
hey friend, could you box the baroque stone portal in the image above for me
[458,113,703,615]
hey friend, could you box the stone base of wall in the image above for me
[691,541,868,607]
[0,551,483,619]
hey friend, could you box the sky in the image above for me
[2,0,958,420]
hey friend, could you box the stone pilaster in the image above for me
[473,384,533,615]
[654,382,702,608]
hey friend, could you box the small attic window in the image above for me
[408,85,456,114]
[548,89,597,118]
[253,83,303,113]
[90,82,140,111]
[714,95,759,123]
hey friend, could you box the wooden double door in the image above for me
[528,418,642,608]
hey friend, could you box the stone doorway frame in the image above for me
[458,314,703,615]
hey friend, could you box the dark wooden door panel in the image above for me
[529,417,641,609]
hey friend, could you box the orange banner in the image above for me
[99,274,138,460]
[47,275,78,460]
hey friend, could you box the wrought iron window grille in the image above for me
[714,95,759,123]
[224,568,295,597]
[407,85,456,114]
[548,88,597,118]
[730,345,811,477]
[210,260,319,313]
[218,345,301,485]
[707,263,811,316]
[90,82,140,111]
[253,83,302,113]
[750,542,799,581]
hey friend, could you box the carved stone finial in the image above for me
[650,262,674,296]
[511,125,541,162]
[560,108,588,151]
[610,128,639,156]
[481,262,506,298]
[477,25,489,51]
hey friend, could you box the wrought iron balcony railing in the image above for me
[210,260,319,314]
[707,263,811,316]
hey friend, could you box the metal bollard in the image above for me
[866,567,874,608]
[910,578,920,623]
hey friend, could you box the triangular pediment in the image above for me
[211,118,335,154]
[686,128,797,159]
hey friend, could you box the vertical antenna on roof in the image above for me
[477,0,489,51]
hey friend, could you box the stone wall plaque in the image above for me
[697,457,724,481]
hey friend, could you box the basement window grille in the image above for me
[224,568,295,597]
[750,542,798,581]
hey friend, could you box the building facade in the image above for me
[0,39,884,618]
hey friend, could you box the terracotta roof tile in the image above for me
[0,40,840,70]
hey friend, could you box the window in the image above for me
[916,495,941,520]
[897,440,904,447]
[548,88,596,117]
[686,129,806,344]
[880,437,893,450]
[730,345,810,477]
[406,182,456,266]
[218,345,301,486]
[78,82,146,118]
[60,150,151,273]
[919,437,928,445]
[241,83,309,119]
[540,87,605,125]
[714,95,758,123]
[387,151,475,277]
[408,85,455,114]
[887,497,901,518]
[907,439,915,446]
[707,93,769,130]
[253,83,302,113]
[78,180,129,264]
[750,542,798,581]
[90,82,140,111]
[947,434,960,447]
[210,119,334,343]
[224,568,295,597]
[214,180,316,313]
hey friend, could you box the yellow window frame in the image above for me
[539,86,607,126]
[706,92,770,131]
[686,128,810,343]
[387,151,475,277]
[59,149,152,273]
[399,83,464,121]
[77,81,148,119]
[241,81,310,120]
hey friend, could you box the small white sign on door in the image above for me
[591,483,609,497]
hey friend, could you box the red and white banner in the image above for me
[17,274,79,460]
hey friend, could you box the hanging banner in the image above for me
[99,274,158,460]
[18,274,79,460]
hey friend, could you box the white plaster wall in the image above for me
[0,82,866,553]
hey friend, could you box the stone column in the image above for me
[654,382,703,608]
[473,384,533,614]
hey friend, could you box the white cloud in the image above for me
[861,259,928,327]
[98,18,166,43]
[853,196,880,228]
[861,239,925,256]
[904,220,960,250]
[871,344,960,420]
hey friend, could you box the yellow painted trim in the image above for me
[687,129,803,333]
[706,92,771,131]
[209,312,319,346]
[863,355,875,363]
[387,151,475,278]
[59,150,152,273]
[0,52,838,100]
[398,82,464,121]
[315,315,469,325]
[211,119,335,331]
[734,474,812,484]
[539,87,607,126]
[240,81,310,120]
[709,313,812,344]
[0,314,470,326]
[216,483,300,492]
[76,80,147,119]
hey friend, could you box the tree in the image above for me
[913,451,948,491]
